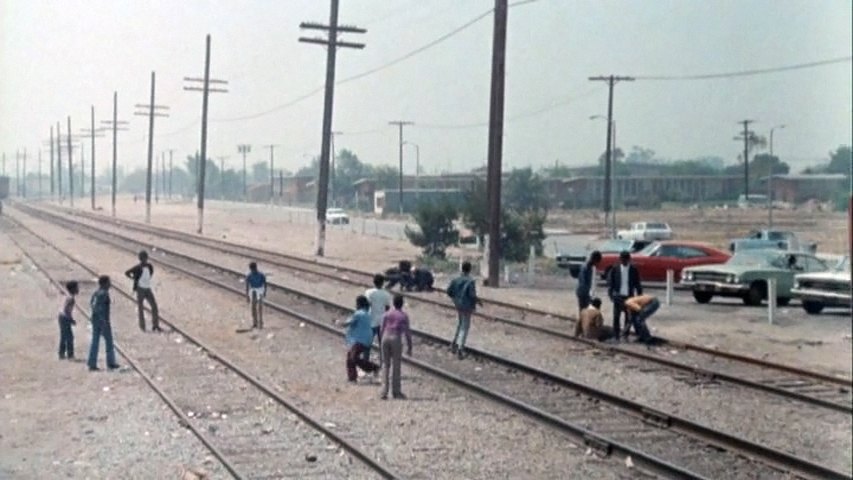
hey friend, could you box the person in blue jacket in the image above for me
[446,261,482,359]
[342,295,380,382]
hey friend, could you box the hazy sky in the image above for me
[1,0,851,177]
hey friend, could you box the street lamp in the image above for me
[768,124,786,228]
[590,114,617,237]
[403,141,420,199]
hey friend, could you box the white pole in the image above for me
[666,269,674,306]
[767,278,777,325]
[527,245,535,286]
[504,264,510,284]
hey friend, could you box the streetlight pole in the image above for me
[238,144,251,201]
[389,120,413,214]
[768,124,785,229]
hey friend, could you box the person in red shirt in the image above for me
[379,295,413,400]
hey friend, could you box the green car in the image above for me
[681,250,829,306]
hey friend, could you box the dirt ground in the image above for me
[48,195,853,377]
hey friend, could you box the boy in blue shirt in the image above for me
[245,262,267,329]
[342,295,379,382]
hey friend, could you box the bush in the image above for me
[405,202,459,259]
[500,210,546,263]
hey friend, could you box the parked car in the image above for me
[326,208,349,225]
[681,250,830,306]
[729,230,817,254]
[791,256,851,314]
[616,222,673,241]
[596,241,731,282]
[556,239,651,278]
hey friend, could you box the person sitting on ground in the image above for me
[245,262,267,330]
[411,266,435,292]
[58,281,80,360]
[385,260,414,291]
[342,295,380,383]
[573,297,612,342]
[623,294,659,345]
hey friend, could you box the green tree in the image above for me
[625,146,656,164]
[405,202,459,258]
[252,161,270,184]
[500,210,547,262]
[504,167,549,212]
[371,165,399,190]
[750,153,790,176]
[826,145,852,174]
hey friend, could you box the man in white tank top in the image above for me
[124,250,161,332]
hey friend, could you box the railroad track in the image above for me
[31,202,853,415]
[11,204,850,480]
[3,216,398,480]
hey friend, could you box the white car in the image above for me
[616,222,673,241]
[791,256,851,314]
[326,208,350,225]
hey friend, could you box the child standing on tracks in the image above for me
[58,281,79,359]
[365,274,392,364]
[245,262,267,329]
[380,294,413,400]
[343,295,380,382]
[124,250,161,332]
[446,261,481,359]
[88,275,119,371]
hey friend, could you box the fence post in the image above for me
[503,265,510,284]
[527,245,535,286]
[767,278,777,325]
[666,269,674,306]
[361,218,366,235]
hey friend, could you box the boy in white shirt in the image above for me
[364,274,392,364]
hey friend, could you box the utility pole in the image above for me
[67,117,74,207]
[184,34,229,234]
[388,121,413,214]
[134,72,170,223]
[299,0,366,257]
[15,150,20,197]
[735,120,755,200]
[80,106,106,210]
[263,145,279,202]
[279,169,284,200]
[49,127,54,196]
[56,122,63,202]
[768,124,785,229]
[588,75,634,238]
[486,0,509,287]
[101,92,129,217]
[238,144,251,201]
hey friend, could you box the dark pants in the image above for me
[630,299,658,343]
[136,288,159,330]
[577,293,591,317]
[362,326,382,363]
[386,272,413,291]
[346,343,379,381]
[88,318,117,369]
[611,296,627,337]
[58,314,74,358]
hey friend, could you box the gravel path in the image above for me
[38,208,851,475]
[12,210,633,479]
[0,230,226,479]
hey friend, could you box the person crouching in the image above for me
[623,294,659,345]
[573,297,613,342]
[343,295,380,383]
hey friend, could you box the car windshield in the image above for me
[596,239,633,252]
[638,242,661,256]
[328,208,344,214]
[727,251,776,267]
[647,223,668,229]
[835,256,850,272]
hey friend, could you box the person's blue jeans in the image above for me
[58,314,74,358]
[631,299,659,342]
[452,310,472,351]
[88,318,117,369]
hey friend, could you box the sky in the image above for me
[1,0,851,178]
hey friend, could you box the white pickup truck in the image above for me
[616,222,673,241]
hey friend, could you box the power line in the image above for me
[633,55,852,80]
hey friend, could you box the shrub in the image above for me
[405,202,459,259]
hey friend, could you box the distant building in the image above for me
[562,175,742,208]
[762,174,848,203]
[374,189,465,215]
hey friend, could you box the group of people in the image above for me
[574,250,660,345]
[57,250,162,371]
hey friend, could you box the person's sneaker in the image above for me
[152,326,163,333]
[59,355,66,360]
[457,350,465,360]
[379,394,388,400]
[107,364,121,370]
[393,393,407,400]
[88,366,100,372]
[450,344,458,354]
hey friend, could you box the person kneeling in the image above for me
[574,297,613,342]
[623,294,659,345]
[343,295,380,382]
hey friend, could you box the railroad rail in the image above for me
[11,204,850,480]
[28,202,853,415]
[3,216,399,480]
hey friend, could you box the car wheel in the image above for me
[802,301,824,315]
[743,282,765,306]
[693,291,713,304]
[776,297,790,307]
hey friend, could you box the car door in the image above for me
[643,244,680,281]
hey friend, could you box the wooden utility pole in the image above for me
[134,72,170,223]
[486,0,508,287]
[80,106,106,210]
[101,92,129,217]
[184,34,229,234]
[263,145,279,202]
[56,122,63,202]
[736,120,755,200]
[588,75,634,238]
[238,144,251,201]
[388,121,413,214]
[299,0,366,257]
[67,117,74,207]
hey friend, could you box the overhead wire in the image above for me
[632,55,852,80]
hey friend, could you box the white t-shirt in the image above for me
[619,264,630,296]
[138,265,152,289]
[365,287,392,328]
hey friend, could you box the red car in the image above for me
[597,241,731,282]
